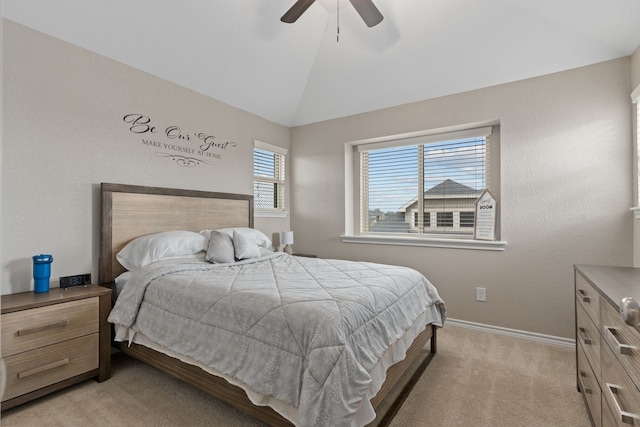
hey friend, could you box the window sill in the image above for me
[255,210,289,218]
[340,234,507,251]
[631,207,640,220]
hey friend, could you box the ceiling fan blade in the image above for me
[348,0,383,27]
[281,0,317,23]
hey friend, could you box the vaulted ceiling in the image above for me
[4,0,640,126]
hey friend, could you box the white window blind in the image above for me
[359,127,491,237]
[254,140,286,210]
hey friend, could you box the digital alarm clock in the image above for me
[59,274,91,288]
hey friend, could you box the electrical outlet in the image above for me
[475,287,487,302]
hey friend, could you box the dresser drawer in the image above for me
[577,302,601,375]
[578,342,602,427]
[601,300,640,391]
[1,298,98,358]
[601,339,640,425]
[2,333,99,402]
[577,272,601,325]
[602,400,619,427]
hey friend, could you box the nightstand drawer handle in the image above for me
[607,383,639,424]
[605,326,634,355]
[578,327,592,345]
[578,289,591,303]
[18,358,70,379]
[17,320,70,336]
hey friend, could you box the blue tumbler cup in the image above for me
[33,254,53,293]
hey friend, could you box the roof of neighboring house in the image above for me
[425,179,482,196]
[399,179,483,212]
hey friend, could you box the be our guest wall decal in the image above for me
[122,114,238,167]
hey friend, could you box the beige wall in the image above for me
[290,58,634,339]
[1,20,290,294]
[3,19,636,339]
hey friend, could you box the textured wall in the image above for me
[290,58,634,339]
[3,19,636,339]
[2,20,290,294]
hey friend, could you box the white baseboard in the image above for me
[446,318,575,348]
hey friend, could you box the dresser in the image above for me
[1,285,111,410]
[575,265,640,427]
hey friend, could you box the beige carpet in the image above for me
[1,326,590,427]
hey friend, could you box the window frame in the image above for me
[343,123,506,251]
[253,140,288,218]
[632,85,640,219]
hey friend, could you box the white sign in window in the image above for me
[474,190,496,241]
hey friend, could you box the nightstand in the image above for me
[1,285,111,410]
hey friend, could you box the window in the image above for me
[633,85,640,218]
[358,126,493,239]
[460,211,475,228]
[437,212,454,228]
[253,140,287,212]
[414,212,431,227]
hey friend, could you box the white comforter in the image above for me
[108,252,446,427]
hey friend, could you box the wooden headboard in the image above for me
[100,183,253,285]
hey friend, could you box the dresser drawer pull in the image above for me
[605,327,634,355]
[17,320,70,336]
[578,371,593,394]
[578,327,592,345]
[607,383,639,424]
[577,289,591,303]
[17,358,70,379]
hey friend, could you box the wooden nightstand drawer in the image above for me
[2,298,98,358]
[576,272,600,326]
[1,285,111,411]
[2,334,99,401]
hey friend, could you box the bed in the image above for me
[99,182,446,427]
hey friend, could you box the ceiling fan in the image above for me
[281,0,384,27]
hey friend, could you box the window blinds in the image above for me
[360,126,491,236]
[254,141,286,210]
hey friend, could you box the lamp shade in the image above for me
[280,231,294,245]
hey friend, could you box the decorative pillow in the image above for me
[233,230,262,260]
[116,230,207,271]
[201,227,272,249]
[259,247,274,257]
[205,231,235,264]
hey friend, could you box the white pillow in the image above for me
[201,227,272,249]
[205,231,236,264]
[116,231,207,271]
[233,230,262,260]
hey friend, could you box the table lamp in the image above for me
[281,231,294,254]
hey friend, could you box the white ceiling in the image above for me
[3,0,640,127]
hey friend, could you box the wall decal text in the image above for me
[123,114,238,167]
